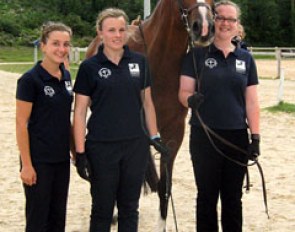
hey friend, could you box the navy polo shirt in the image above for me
[181,44,258,129]
[16,61,73,163]
[74,45,150,141]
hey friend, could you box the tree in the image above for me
[244,0,279,46]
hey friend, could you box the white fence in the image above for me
[69,46,295,78]
[69,47,88,64]
[249,47,295,78]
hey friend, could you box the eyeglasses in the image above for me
[215,15,238,24]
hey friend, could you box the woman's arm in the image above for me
[69,125,76,161]
[245,85,260,134]
[73,94,90,153]
[141,87,158,137]
[178,75,196,108]
[16,100,36,186]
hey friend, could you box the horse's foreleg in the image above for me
[154,106,187,232]
[156,156,175,232]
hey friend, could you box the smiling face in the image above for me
[41,30,71,65]
[98,16,128,52]
[214,4,239,42]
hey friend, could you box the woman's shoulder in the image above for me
[127,49,145,59]
[19,63,40,82]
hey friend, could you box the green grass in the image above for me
[252,54,276,59]
[0,63,79,78]
[0,46,86,62]
[0,64,33,74]
[265,102,295,115]
[0,46,42,62]
[0,46,82,78]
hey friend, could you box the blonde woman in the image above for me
[73,8,167,232]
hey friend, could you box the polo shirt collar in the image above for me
[208,43,240,57]
[96,44,132,63]
[36,61,67,81]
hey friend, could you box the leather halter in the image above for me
[177,1,213,47]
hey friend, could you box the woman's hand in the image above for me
[20,165,37,186]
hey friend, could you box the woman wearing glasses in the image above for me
[178,1,260,231]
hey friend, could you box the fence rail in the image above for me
[249,47,295,58]
[247,47,295,78]
[70,47,295,62]
[69,46,295,78]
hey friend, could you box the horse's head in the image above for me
[181,0,215,47]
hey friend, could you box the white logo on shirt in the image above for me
[44,86,55,97]
[65,81,73,95]
[205,58,218,69]
[236,59,246,74]
[98,68,112,79]
[128,63,140,77]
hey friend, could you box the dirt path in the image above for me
[0,65,294,231]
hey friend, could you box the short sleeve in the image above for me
[247,55,259,86]
[180,49,196,79]
[73,62,95,96]
[16,73,37,102]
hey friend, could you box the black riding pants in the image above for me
[23,161,70,232]
[86,136,149,232]
[190,126,249,232]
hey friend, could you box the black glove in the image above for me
[75,152,92,181]
[188,92,204,110]
[248,134,260,161]
[150,136,170,163]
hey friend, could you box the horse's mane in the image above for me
[127,24,144,46]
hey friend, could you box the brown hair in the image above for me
[215,0,241,19]
[96,8,129,31]
[40,21,72,44]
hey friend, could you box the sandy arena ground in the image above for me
[0,59,294,231]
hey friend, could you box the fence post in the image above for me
[277,68,284,104]
[32,39,40,63]
[74,48,80,63]
[275,47,281,79]
[69,47,74,63]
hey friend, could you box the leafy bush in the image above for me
[72,36,95,48]
[0,17,22,36]
[63,14,94,37]
[0,32,16,46]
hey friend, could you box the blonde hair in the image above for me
[237,24,246,39]
[215,0,241,19]
[96,8,129,31]
[40,21,72,44]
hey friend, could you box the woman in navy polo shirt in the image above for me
[16,21,73,232]
[179,1,260,231]
[73,8,166,232]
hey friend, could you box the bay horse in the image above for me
[86,0,214,230]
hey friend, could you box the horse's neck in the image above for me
[143,0,188,57]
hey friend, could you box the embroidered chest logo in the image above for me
[128,63,140,77]
[44,86,55,97]
[65,81,73,95]
[236,59,246,74]
[205,58,218,69]
[98,68,112,79]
